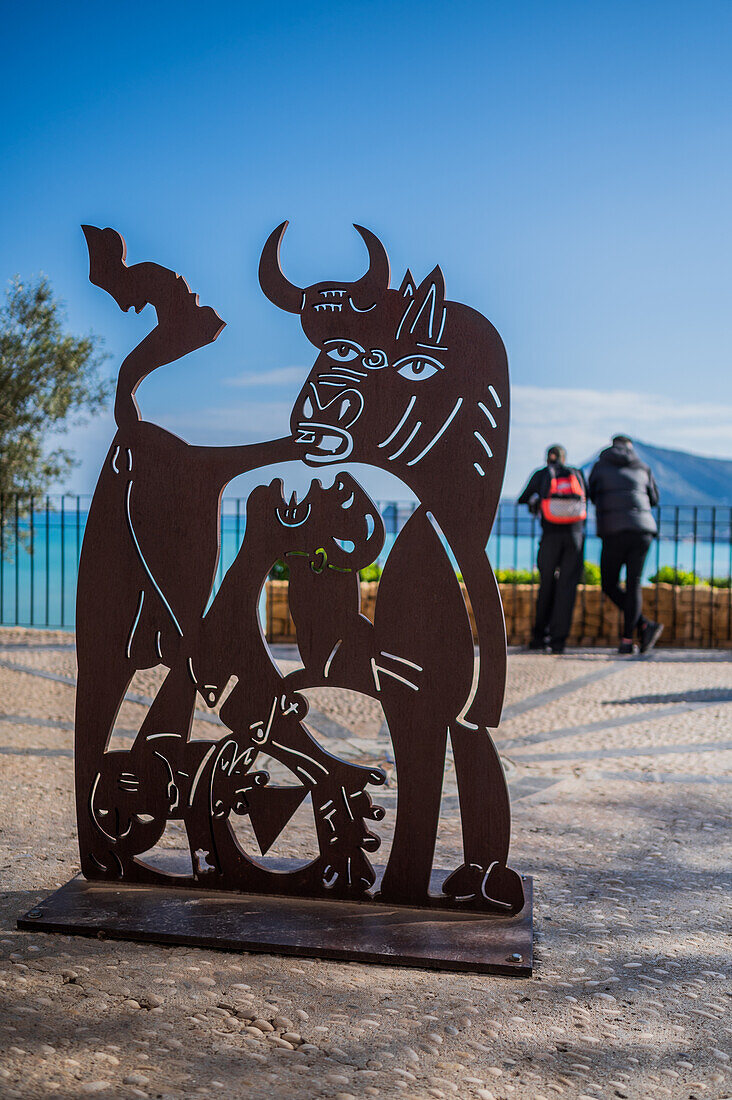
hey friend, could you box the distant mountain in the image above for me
[582,441,732,507]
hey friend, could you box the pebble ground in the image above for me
[0,628,730,1100]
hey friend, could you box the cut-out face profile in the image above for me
[248,470,385,574]
[259,222,507,499]
[90,749,173,856]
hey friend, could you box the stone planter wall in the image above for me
[265,580,732,648]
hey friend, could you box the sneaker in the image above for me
[528,637,548,651]
[550,641,565,655]
[639,620,664,654]
[618,641,637,655]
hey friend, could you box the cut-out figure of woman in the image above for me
[182,472,388,894]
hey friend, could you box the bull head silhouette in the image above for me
[258,222,506,495]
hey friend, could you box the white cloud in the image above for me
[223,366,308,388]
[161,401,293,444]
[506,385,732,494]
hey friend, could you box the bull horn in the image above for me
[258,221,303,314]
[350,225,390,306]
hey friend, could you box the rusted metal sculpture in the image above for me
[20,224,531,973]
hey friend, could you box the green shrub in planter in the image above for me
[649,567,700,586]
[495,568,540,585]
[269,559,289,581]
[359,562,383,582]
[583,562,602,585]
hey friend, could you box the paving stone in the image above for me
[1,634,730,1099]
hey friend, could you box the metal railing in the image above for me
[488,502,732,647]
[1,494,730,643]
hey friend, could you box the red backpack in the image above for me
[541,468,587,524]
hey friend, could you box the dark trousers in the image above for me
[600,531,653,638]
[533,525,584,645]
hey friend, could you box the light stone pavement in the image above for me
[0,627,730,1100]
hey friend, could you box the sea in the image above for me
[0,498,728,629]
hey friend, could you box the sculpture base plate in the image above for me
[19,871,533,976]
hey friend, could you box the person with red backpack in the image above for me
[518,444,587,654]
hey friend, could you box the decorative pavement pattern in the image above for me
[0,628,729,1100]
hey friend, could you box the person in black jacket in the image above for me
[588,435,663,654]
[518,444,586,654]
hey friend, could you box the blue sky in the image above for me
[2,1,731,499]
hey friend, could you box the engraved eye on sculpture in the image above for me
[324,339,364,362]
[362,348,388,369]
[394,355,443,381]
